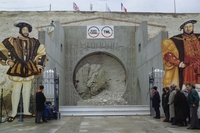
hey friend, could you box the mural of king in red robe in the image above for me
[162,19,200,89]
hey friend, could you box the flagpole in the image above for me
[121,3,122,12]
[106,3,109,12]
[174,0,176,13]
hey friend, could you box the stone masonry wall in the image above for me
[0,11,200,108]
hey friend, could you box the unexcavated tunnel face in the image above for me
[74,52,127,105]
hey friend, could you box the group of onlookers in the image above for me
[35,85,58,124]
[152,83,200,130]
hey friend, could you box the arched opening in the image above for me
[73,51,127,105]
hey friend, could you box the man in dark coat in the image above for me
[186,83,200,129]
[35,85,46,124]
[163,86,170,122]
[162,87,166,113]
[174,87,187,126]
[152,86,160,119]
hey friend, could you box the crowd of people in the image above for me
[152,83,200,130]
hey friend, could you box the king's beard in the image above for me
[21,33,29,38]
[183,31,194,35]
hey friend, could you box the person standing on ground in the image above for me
[152,86,160,119]
[163,86,170,122]
[174,87,187,126]
[186,83,200,129]
[35,85,46,124]
[197,90,200,123]
[180,89,190,124]
[162,87,166,115]
[168,84,176,124]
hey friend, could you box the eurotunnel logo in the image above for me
[87,26,100,38]
[87,26,114,39]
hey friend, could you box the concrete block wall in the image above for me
[38,21,66,105]
[135,21,168,105]
[1,11,200,107]
[1,12,200,42]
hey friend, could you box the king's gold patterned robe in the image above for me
[162,34,200,88]
[0,36,47,81]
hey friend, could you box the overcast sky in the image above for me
[0,0,200,13]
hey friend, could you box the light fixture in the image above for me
[50,21,56,27]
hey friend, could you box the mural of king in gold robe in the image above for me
[162,19,200,89]
[0,20,47,122]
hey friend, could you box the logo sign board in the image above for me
[87,26,114,39]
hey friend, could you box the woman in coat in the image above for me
[174,87,187,126]
[168,84,176,124]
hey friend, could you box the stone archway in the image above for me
[73,52,127,106]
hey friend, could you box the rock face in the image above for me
[75,53,126,105]
[76,64,108,99]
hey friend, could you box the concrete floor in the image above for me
[0,116,199,133]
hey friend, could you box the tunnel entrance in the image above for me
[74,52,126,105]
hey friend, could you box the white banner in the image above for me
[87,26,114,39]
